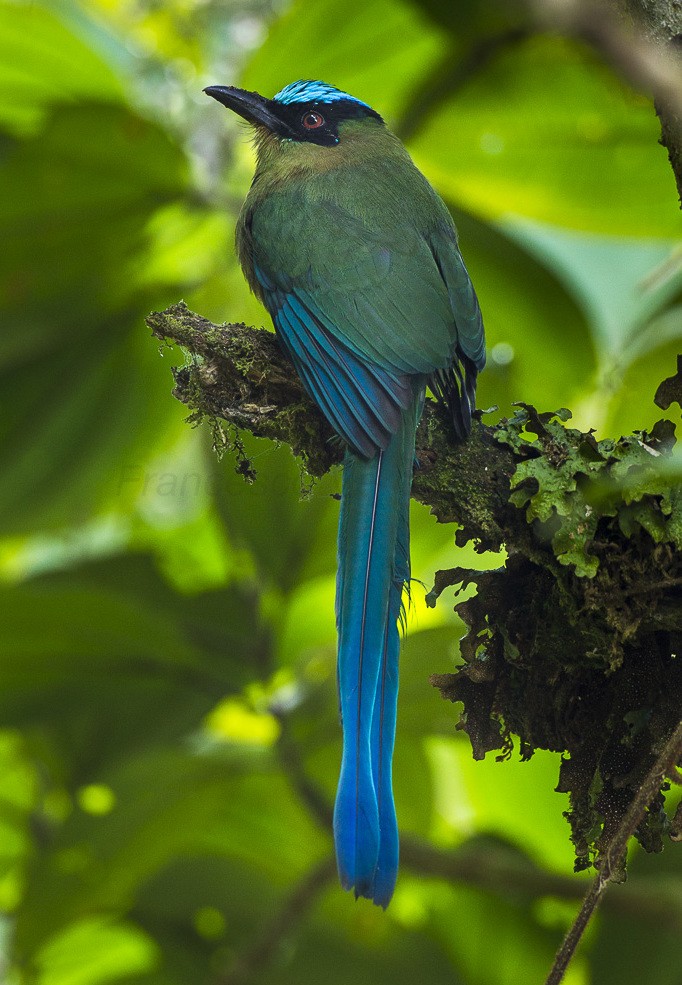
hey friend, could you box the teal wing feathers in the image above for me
[427,223,485,371]
[255,264,412,457]
[425,223,485,437]
[248,184,483,447]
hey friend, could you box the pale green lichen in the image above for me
[496,405,680,577]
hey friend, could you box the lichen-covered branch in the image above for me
[148,301,516,552]
[148,300,682,903]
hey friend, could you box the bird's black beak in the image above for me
[204,85,294,136]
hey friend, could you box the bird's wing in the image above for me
[251,195,458,367]
[249,192,482,450]
[425,223,486,438]
[426,223,486,371]
[256,266,412,458]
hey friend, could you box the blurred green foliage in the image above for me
[0,1,680,983]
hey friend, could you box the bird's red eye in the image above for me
[301,111,325,129]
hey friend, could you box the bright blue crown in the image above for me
[273,80,371,109]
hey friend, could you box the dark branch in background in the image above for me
[395,27,532,143]
[215,855,338,985]
[544,719,682,985]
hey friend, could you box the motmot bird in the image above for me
[205,79,485,907]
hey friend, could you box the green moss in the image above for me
[149,301,682,880]
[496,405,679,577]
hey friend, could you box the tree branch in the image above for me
[149,302,682,982]
[215,855,338,985]
[544,718,682,985]
[147,302,516,554]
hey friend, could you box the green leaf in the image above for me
[132,855,286,985]
[0,554,262,766]
[452,210,597,414]
[0,2,124,136]
[0,730,37,909]
[589,846,682,985]
[398,628,465,738]
[428,738,580,871]
[430,877,561,985]
[0,103,190,533]
[35,917,158,985]
[215,436,341,595]
[500,220,677,355]
[15,745,325,959]
[258,895,457,985]
[411,36,680,237]
[604,317,682,438]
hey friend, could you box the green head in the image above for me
[204,80,398,175]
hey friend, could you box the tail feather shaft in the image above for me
[333,402,416,906]
[368,441,411,907]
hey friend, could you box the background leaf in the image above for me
[410,36,680,237]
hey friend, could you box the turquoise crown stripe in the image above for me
[273,80,371,108]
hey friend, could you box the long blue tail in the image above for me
[333,401,416,907]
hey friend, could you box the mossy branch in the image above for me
[148,301,682,980]
[147,301,515,553]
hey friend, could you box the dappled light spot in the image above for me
[77,784,117,816]
[205,698,280,746]
[491,341,515,366]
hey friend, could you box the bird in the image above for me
[204,79,485,907]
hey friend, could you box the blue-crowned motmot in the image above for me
[205,79,485,907]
